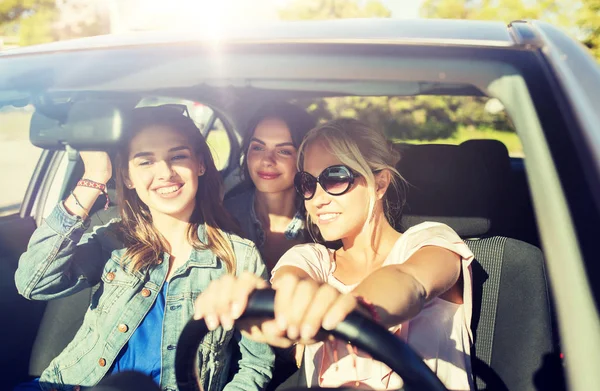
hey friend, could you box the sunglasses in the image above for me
[294,165,358,200]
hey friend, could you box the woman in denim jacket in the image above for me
[14,106,274,391]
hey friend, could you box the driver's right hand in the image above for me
[192,272,359,348]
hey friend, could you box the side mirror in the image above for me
[30,100,124,150]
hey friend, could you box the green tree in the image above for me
[0,0,57,45]
[420,0,577,27]
[579,0,600,60]
[278,0,390,20]
[0,0,55,24]
[1,0,109,47]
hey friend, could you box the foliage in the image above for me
[295,96,514,141]
[578,0,600,60]
[0,0,109,46]
[0,0,55,24]
[420,0,578,28]
[278,0,390,20]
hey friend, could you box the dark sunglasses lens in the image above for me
[295,172,317,199]
[321,166,353,195]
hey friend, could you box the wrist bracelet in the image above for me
[70,191,89,219]
[77,178,110,210]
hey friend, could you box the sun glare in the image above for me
[127,0,279,39]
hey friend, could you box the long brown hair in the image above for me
[115,106,241,273]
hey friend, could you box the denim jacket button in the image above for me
[118,323,129,333]
[98,358,106,367]
[141,288,151,297]
[106,272,115,281]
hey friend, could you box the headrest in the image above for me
[392,140,511,238]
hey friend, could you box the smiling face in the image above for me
[302,140,372,242]
[126,124,204,221]
[246,117,298,194]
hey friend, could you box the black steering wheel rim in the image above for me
[175,289,448,391]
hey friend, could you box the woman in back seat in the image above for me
[225,102,315,390]
[225,102,315,272]
[195,118,475,390]
[14,106,274,391]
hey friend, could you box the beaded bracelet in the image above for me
[77,178,110,210]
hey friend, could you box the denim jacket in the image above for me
[15,203,275,391]
[225,189,305,250]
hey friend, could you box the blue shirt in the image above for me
[110,281,168,385]
[225,188,306,249]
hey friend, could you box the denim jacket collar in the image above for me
[248,190,305,248]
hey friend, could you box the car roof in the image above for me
[0,18,526,57]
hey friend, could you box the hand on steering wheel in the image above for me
[181,288,449,391]
[193,272,360,347]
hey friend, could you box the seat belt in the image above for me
[465,236,507,390]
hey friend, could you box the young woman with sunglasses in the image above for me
[225,102,316,273]
[194,118,475,390]
[14,106,274,391]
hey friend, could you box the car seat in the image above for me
[393,141,563,391]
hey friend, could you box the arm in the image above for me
[14,202,114,300]
[352,246,461,328]
[224,243,275,391]
[15,150,113,300]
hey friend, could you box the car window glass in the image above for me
[136,97,214,133]
[0,106,42,217]
[206,118,231,171]
[294,96,523,157]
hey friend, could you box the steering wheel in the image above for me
[175,289,448,391]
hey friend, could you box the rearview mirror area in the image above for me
[30,100,124,150]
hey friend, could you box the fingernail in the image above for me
[322,316,336,331]
[301,324,315,340]
[276,315,287,331]
[287,325,299,340]
[205,314,218,330]
[221,315,234,331]
[231,302,243,319]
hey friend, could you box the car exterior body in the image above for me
[0,18,599,391]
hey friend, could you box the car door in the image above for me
[0,105,64,388]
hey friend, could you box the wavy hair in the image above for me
[297,118,407,241]
[114,106,241,273]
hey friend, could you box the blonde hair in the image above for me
[297,118,406,241]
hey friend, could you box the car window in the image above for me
[136,97,233,171]
[206,118,231,171]
[294,96,523,157]
[0,106,42,217]
[136,97,214,132]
